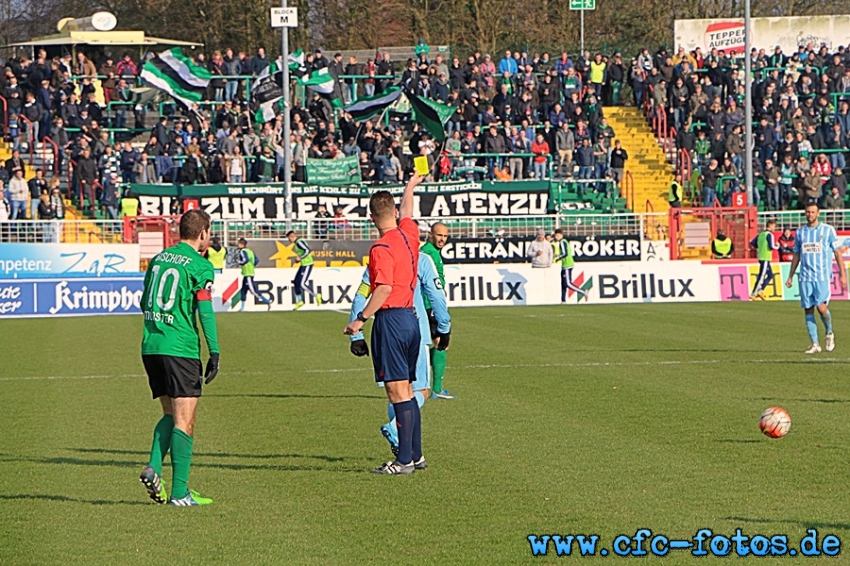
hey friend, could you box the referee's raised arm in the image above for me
[400,173,423,220]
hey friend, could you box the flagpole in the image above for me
[281,0,293,232]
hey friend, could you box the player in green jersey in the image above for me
[420,222,454,400]
[554,228,587,302]
[287,230,323,309]
[139,209,220,507]
[750,219,779,301]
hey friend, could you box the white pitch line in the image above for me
[305,357,850,374]
[0,374,142,382]
[0,369,271,383]
[4,357,849,382]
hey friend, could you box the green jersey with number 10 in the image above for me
[142,241,216,358]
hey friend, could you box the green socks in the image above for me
[170,427,194,500]
[148,414,174,475]
[431,348,447,393]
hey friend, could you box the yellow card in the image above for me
[414,155,430,177]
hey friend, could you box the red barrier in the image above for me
[41,136,60,176]
[0,94,7,139]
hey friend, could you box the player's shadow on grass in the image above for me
[10,452,362,473]
[71,447,347,463]
[748,397,850,404]
[0,494,148,506]
[206,393,384,400]
[725,516,850,530]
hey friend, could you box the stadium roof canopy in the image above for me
[5,30,202,48]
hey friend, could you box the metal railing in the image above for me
[759,210,850,232]
[6,209,845,251]
[0,219,125,244]
[213,212,667,245]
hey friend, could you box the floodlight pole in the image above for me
[580,10,585,55]
[282,0,293,232]
[744,0,753,208]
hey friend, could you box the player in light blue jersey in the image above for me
[785,202,847,353]
[348,253,451,457]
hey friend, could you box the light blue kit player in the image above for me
[785,202,847,354]
[348,253,451,456]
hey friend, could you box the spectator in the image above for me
[116,53,138,79]
[778,229,795,262]
[531,133,549,180]
[100,56,117,104]
[27,169,47,219]
[711,228,734,259]
[833,168,847,200]
[575,138,595,195]
[8,169,28,219]
[0,184,9,222]
[314,204,332,239]
[76,147,98,208]
[802,168,822,206]
[609,139,628,188]
[36,191,52,220]
[762,158,781,210]
[101,172,121,219]
[589,53,606,99]
[250,47,269,76]
[700,159,721,207]
[824,185,843,210]
[498,50,518,76]
[342,55,359,103]
[49,183,64,216]
[224,145,247,183]
[75,52,97,78]
[528,229,553,268]
[555,121,575,178]
[333,205,350,232]
[120,142,140,184]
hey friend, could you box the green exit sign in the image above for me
[570,0,595,9]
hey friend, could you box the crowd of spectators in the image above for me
[646,43,850,210]
[1,39,850,220]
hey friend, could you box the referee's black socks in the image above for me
[393,399,416,465]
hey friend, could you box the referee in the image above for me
[345,173,424,475]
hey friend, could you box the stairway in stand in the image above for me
[0,138,118,242]
[604,107,674,214]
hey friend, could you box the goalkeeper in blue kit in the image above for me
[348,253,451,457]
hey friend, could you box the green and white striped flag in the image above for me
[345,87,402,122]
[140,47,212,108]
[297,68,342,108]
[252,57,284,123]
[288,49,306,78]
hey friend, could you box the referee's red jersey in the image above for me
[368,217,420,309]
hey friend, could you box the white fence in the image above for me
[0,210,845,246]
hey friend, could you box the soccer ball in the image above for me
[759,407,792,438]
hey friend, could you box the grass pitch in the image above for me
[2,303,850,565]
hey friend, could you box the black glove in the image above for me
[204,353,220,384]
[350,339,369,357]
[436,331,451,351]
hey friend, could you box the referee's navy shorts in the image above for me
[371,307,420,383]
